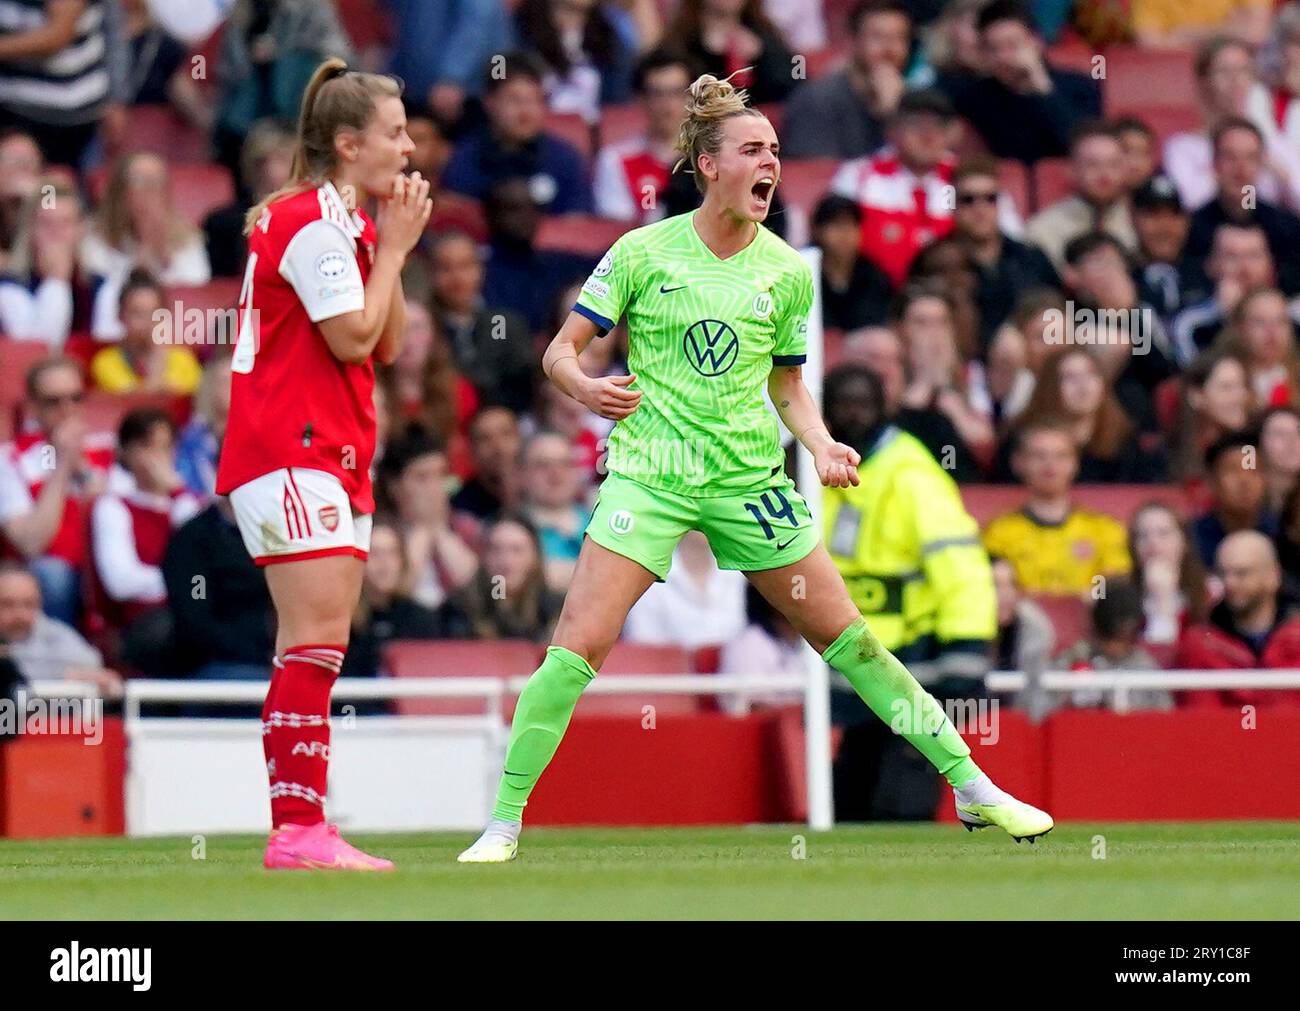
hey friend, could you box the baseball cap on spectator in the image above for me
[1132,173,1183,213]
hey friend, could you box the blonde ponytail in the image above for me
[243,58,403,235]
[673,69,765,193]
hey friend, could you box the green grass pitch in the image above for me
[1,822,1297,919]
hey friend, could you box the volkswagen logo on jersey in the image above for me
[684,319,739,376]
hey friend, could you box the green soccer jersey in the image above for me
[574,210,813,496]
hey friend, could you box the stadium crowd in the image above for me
[3,0,1300,755]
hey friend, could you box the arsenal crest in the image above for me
[318,505,340,532]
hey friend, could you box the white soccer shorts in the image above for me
[228,467,372,566]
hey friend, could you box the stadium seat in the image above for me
[1103,46,1197,112]
[963,483,1189,527]
[1045,37,1099,76]
[999,159,1030,220]
[803,48,845,80]
[1031,158,1073,211]
[545,112,594,160]
[534,214,631,256]
[778,158,840,217]
[1154,376,1182,433]
[1032,594,1091,653]
[169,164,237,229]
[598,102,647,149]
[824,0,860,47]
[78,392,192,435]
[429,191,488,242]
[755,102,785,132]
[382,639,541,717]
[0,339,51,441]
[577,641,707,717]
[689,644,723,674]
[335,0,393,53]
[122,105,211,163]
[85,162,236,230]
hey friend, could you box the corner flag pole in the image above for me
[796,245,834,831]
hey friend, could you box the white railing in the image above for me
[29,668,1300,713]
[22,668,1300,831]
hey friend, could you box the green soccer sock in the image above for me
[491,645,596,823]
[822,617,981,788]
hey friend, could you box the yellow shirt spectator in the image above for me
[90,345,203,396]
[983,507,1131,596]
[1131,0,1271,43]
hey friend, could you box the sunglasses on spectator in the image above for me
[956,191,999,206]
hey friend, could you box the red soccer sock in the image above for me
[264,644,344,828]
[261,658,283,786]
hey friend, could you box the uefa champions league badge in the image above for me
[752,291,773,319]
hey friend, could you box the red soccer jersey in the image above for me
[216,182,379,513]
[831,151,956,288]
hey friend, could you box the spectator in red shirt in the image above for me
[0,356,113,624]
[1176,529,1300,706]
[830,89,959,288]
[90,407,201,629]
[1213,286,1300,411]
[593,48,691,223]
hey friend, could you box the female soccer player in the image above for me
[215,59,432,871]
[460,73,1053,862]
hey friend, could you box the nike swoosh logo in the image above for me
[659,284,688,293]
[503,770,529,777]
[776,537,796,551]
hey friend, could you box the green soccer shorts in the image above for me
[585,470,820,580]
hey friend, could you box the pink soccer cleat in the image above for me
[263,822,395,871]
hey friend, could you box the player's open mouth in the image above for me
[751,177,775,208]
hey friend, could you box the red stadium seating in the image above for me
[545,112,594,160]
[0,339,50,441]
[803,48,846,80]
[534,214,631,256]
[1103,46,1198,112]
[336,0,393,52]
[962,483,1189,527]
[1031,158,1074,212]
[85,162,236,229]
[1045,37,1100,76]
[999,159,1031,220]
[778,158,840,218]
[576,641,706,717]
[1154,375,1182,433]
[429,191,488,242]
[122,105,211,163]
[383,639,541,717]
[78,392,192,436]
[598,103,648,149]
[755,102,785,132]
[1031,594,1091,652]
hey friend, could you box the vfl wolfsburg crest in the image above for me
[752,291,773,319]
[683,318,739,376]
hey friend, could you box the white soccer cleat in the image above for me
[457,819,522,863]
